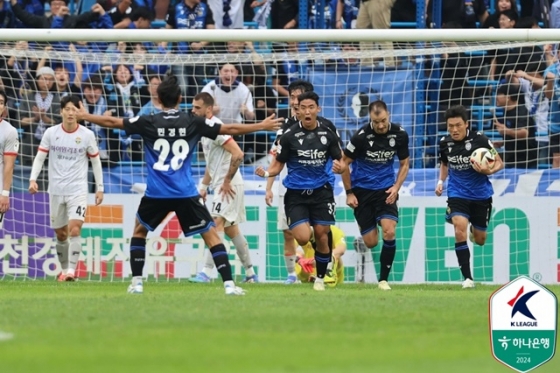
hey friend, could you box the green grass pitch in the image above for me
[0,282,559,373]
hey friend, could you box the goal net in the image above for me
[0,29,559,284]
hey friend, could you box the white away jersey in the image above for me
[38,124,99,196]
[0,120,19,189]
[201,116,243,189]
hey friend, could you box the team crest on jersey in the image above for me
[75,137,81,144]
[320,136,327,145]
[465,142,472,151]
[389,138,395,147]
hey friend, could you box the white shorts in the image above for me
[277,194,289,231]
[50,194,88,229]
[210,185,246,227]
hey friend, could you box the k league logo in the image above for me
[489,276,558,373]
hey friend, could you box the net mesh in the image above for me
[0,36,558,284]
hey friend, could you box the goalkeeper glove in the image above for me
[297,257,315,273]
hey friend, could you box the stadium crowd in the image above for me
[0,0,559,168]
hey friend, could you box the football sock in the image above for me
[231,234,253,276]
[67,236,82,274]
[210,243,233,282]
[314,251,331,279]
[284,254,297,277]
[326,230,334,271]
[455,241,473,280]
[55,239,69,274]
[379,239,396,282]
[202,250,215,276]
[129,237,146,278]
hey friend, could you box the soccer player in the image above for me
[333,100,409,291]
[28,95,104,282]
[0,90,18,228]
[76,74,282,295]
[189,92,258,283]
[256,91,343,291]
[295,225,346,287]
[435,105,504,288]
[265,80,342,284]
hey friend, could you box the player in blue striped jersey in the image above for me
[333,100,409,291]
[436,105,504,289]
[77,74,282,295]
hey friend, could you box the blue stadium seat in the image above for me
[390,22,417,28]
[151,20,167,29]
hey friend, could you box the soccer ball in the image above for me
[470,148,495,169]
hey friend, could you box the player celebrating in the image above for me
[256,91,343,291]
[333,100,409,291]
[189,92,258,283]
[295,225,346,286]
[29,95,104,282]
[76,74,282,295]
[265,80,342,284]
[435,105,504,289]
[0,91,18,228]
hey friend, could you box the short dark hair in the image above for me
[0,90,7,105]
[499,9,518,22]
[368,100,387,113]
[194,92,214,107]
[445,105,469,123]
[131,7,154,22]
[83,75,103,91]
[288,80,314,95]
[61,95,81,109]
[157,74,181,108]
[297,91,320,106]
[497,83,521,101]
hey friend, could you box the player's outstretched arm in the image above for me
[29,150,48,194]
[435,162,448,197]
[77,102,124,129]
[255,159,285,179]
[219,114,283,136]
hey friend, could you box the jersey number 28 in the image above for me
[153,139,190,171]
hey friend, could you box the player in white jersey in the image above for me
[0,91,19,228]
[29,95,104,282]
[189,92,258,283]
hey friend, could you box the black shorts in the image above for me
[136,196,215,237]
[550,133,560,155]
[445,197,492,231]
[284,184,335,229]
[353,188,399,235]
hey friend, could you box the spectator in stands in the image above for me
[10,0,103,28]
[494,83,538,168]
[106,64,143,161]
[36,44,83,99]
[81,75,113,165]
[1,41,37,102]
[335,0,358,29]
[165,0,215,102]
[19,66,61,164]
[489,10,520,82]
[14,0,44,28]
[108,0,133,28]
[544,43,560,168]
[240,60,276,161]
[269,0,298,29]
[127,6,153,28]
[505,61,550,164]
[207,0,243,29]
[356,0,396,67]
[427,0,488,28]
[271,42,301,102]
[137,74,162,115]
[310,0,337,29]
[483,0,518,28]
[0,0,16,28]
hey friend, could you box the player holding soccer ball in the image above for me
[29,95,104,282]
[435,105,504,289]
[76,74,283,295]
